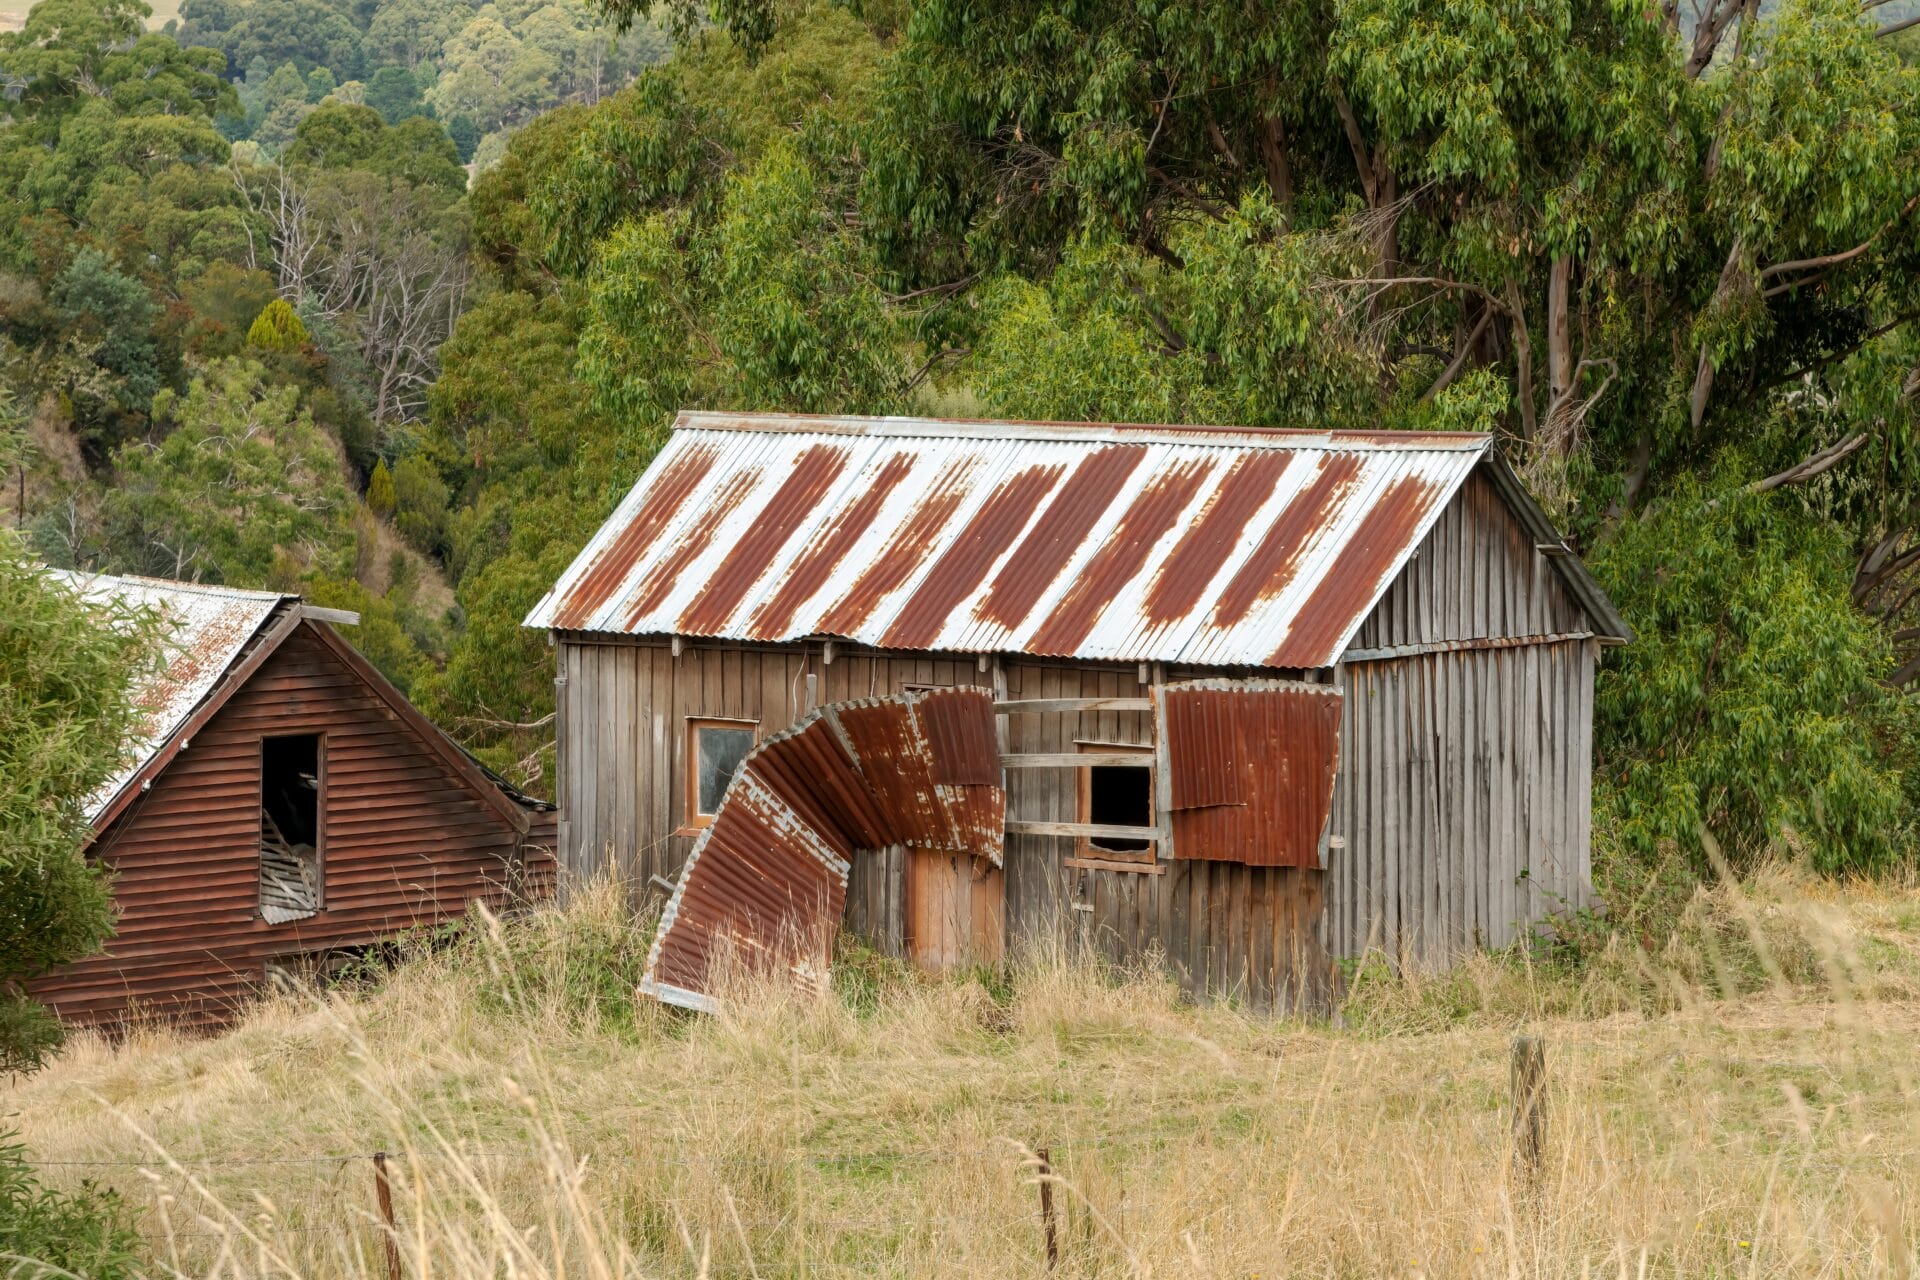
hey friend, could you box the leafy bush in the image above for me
[390,455,451,558]
[366,456,396,516]
[0,1135,140,1280]
[1591,480,1913,876]
[246,299,310,352]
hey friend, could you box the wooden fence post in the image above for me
[1510,1035,1546,1182]
[372,1151,402,1280]
[1036,1146,1059,1269]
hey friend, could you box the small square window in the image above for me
[685,719,757,829]
[1077,742,1155,862]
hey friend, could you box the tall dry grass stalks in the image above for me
[12,868,1920,1277]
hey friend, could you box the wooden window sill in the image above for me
[1064,856,1165,875]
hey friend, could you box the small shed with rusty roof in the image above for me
[527,411,1630,1010]
[31,572,555,1030]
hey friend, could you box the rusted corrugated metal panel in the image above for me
[639,687,1002,1012]
[47,571,291,825]
[525,412,1491,669]
[1156,680,1342,868]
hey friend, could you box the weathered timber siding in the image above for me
[1352,469,1585,648]
[557,638,1327,1010]
[32,624,553,1030]
[1323,639,1596,968]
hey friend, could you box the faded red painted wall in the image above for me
[31,624,553,1031]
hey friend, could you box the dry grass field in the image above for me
[12,868,1920,1278]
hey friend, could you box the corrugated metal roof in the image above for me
[526,411,1493,668]
[49,572,290,825]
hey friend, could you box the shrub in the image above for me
[245,299,310,352]
[1590,480,1912,876]
[0,1133,141,1280]
[390,455,451,558]
[366,457,396,516]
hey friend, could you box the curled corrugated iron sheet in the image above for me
[525,412,1488,669]
[1158,679,1343,868]
[48,572,291,825]
[640,687,1003,1012]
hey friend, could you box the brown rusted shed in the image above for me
[814,457,980,636]
[1159,680,1342,868]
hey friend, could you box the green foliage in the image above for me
[447,112,481,164]
[1592,480,1910,875]
[0,1134,140,1280]
[287,102,467,198]
[364,64,429,123]
[299,571,442,695]
[47,248,162,453]
[105,357,354,584]
[0,532,159,1073]
[246,297,310,352]
[390,453,452,557]
[367,455,396,515]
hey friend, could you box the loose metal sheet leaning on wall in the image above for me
[639,686,1003,1011]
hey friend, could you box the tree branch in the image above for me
[1706,432,1872,508]
[1759,192,1920,290]
[1417,305,1493,404]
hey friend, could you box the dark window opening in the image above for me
[1087,762,1152,854]
[687,720,756,826]
[260,734,321,923]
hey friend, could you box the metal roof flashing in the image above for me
[528,412,1617,668]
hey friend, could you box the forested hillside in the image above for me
[4,0,1919,887]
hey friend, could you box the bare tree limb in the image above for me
[1706,431,1872,508]
[1759,191,1920,292]
[1417,305,1493,404]
[1878,12,1920,36]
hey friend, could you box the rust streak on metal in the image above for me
[883,463,1068,650]
[1161,681,1342,867]
[554,444,719,629]
[623,469,762,626]
[815,458,979,637]
[747,452,917,638]
[1210,454,1364,628]
[1266,475,1442,667]
[640,688,1002,1011]
[1026,461,1213,655]
[974,445,1147,630]
[1143,450,1295,625]
[677,444,850,635]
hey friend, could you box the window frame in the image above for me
[258,731,326,915]
[682,717,760,832]
[1074,739,1156,865]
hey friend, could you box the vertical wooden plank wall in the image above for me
[1324,639,1595,969]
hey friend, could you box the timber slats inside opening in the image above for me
[640,687,1003,1012]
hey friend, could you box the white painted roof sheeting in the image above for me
[526,412,1493,670]
[49,572,288,824]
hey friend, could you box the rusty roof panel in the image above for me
[50,572,290,825]
[639,688,1002,1012]
[1159,680,1343,868]
[526,411,1495,668]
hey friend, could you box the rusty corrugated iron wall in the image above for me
[1157,680,1343,868]
[639,687,1003,1012]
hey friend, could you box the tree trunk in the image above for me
[1544,254,1574,452]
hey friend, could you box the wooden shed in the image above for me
[32,573,555,1030]
[525,412,1630,1010]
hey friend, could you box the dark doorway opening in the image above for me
[260,734,322,922]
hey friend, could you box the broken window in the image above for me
[259,734,321,923]
[1079,742,1155,861]
[685,719,756,828]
